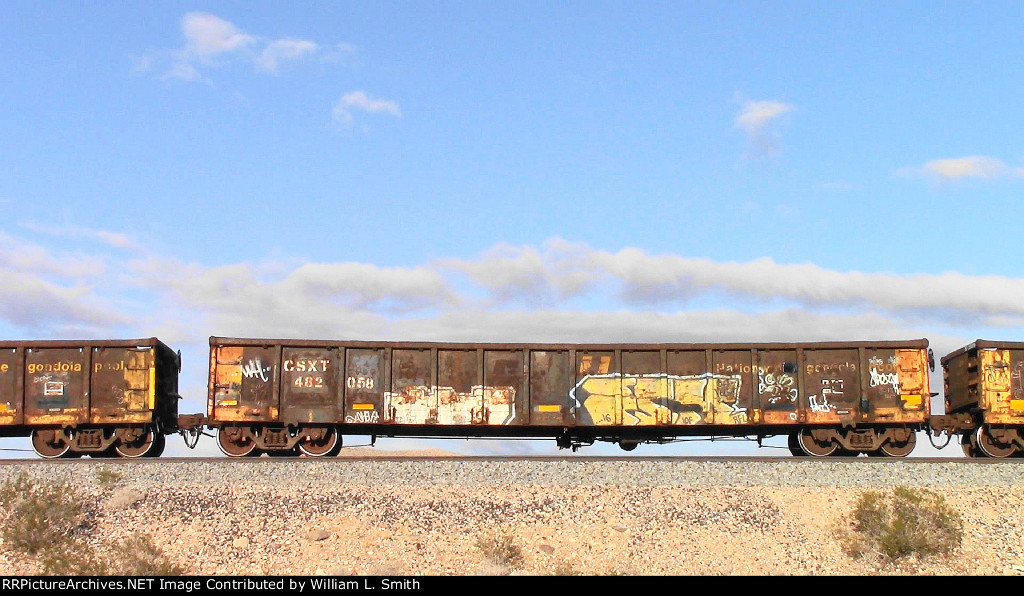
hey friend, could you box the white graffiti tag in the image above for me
[241,358,273,382]
[345,410,380,424]
[808,394,833,413]
[869,367,900,394]
[759,373,797,404]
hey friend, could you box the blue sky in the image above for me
[1,2,1022,457]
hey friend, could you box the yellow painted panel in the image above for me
[901,394,922,408]
[352,403,375,410]
[148,366,156,410]
[981,350,1012,391]
[537,405,561,412]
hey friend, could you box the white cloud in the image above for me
[20,223,142,251]
[160,62,207,83]
[0,234,132,335]
[181,12,256,59]
[332,91,402,125]
[0,271,127,333]
[0,232,106,279]
[735,100,793,134]
[154,13,339,82]
[442,240,1024,322]
[734,100,794,158]
[900,155,1024,182]
[440,241,598,305]
[256,39,319,73]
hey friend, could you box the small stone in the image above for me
[232,537,249,549]
[306,529,332,541]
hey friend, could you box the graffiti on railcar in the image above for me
[807,378,844,413]
[868,355,901,397]
[384,385,516,425]
[572,373,747,426]
[241,358,273,383]
[758,372,797,405]
[345,409,380,424]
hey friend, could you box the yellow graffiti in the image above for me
[573,373,747,426]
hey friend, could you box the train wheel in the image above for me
[976,426,1016,458]
[796,428,838,457]
[217,427,258,457]
[299,428,341,457]
[618,440,639,452]
[961,433,984,458]
[31,429,71,459]
[879,432,916,457]
[787,433,806,456]
[143,432,166,458]
[115,428,157,458]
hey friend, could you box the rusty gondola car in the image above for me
[188,337,934,457]
[0,338,182,458]
[932,340,1024,458]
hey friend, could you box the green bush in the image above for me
[841,486,963,560]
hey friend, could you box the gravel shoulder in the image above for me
[1,454,1022,576]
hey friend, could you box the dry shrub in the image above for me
[95,466,123,486]
[475,531,525,573]
[111,535,187,576]
[0,473,185,575]
[0,473,85,556]
[840,486,963,561]
[106,486,144,511]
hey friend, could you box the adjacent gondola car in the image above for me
[0,338,182,458]
[932,339,1024,457]
[187,337,934,457]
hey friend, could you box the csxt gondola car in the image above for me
[186,337,935,458]
[0,338,181,458]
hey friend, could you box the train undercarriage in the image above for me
[205,422,926,458]
[26,424,167,459]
